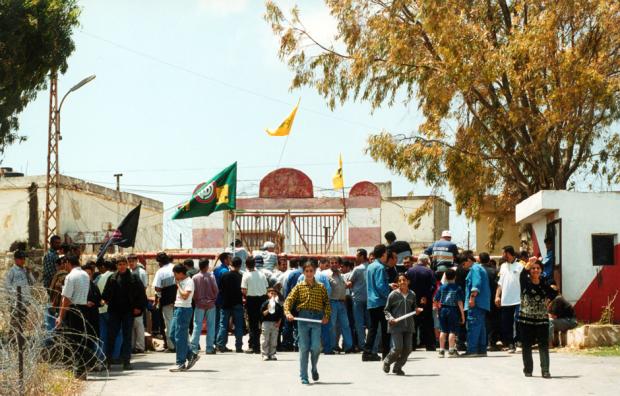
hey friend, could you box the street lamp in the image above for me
[57,74,96,139]
[44,73,96,249]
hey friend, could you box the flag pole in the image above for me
[231,209,236,258]
[276,134,290,170]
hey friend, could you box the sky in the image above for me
[2,0,474,249]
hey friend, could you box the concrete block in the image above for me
[567,324,620,348]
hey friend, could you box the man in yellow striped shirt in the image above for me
[284,261,331,384]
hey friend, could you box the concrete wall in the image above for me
[381,197,449,250]
[0,175,163,253]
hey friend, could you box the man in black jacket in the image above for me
[102,256,147,370]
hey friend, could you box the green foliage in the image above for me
[266,0,620,247]
[0,0,80,155]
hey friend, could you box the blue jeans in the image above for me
[329,300,353,351]
[216,304,244,349]
[321,322,332,353]
[297,310,323,381]
[282,318,298,348]
[107,311,134,362]
[171,307,194,366]
[352,300,370,349]
[191,306,216,353]
[467,307,487,354]
[99,312,123,360]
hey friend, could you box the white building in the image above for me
[516,190,620,323]
[0,173,163,253]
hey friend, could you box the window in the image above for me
[592,234,617,266]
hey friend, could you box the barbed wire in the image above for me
[0,285,108,396]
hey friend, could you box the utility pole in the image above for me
[44,73,60,250]
[179,233,183,249]
[114,173,123,191]
[44,73,96,249]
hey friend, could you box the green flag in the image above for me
[172,162,237,220]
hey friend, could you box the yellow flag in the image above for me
[266,99,300,136]
[332,154,344,190]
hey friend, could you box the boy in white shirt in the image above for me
[170,264,200,372]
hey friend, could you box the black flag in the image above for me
[97,202,142,261]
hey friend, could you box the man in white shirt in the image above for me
[128,254,147,353]
[494,245,524,353]
[242,257,268,354]
[56,255,91,379]
[153,252,176,351]
[169,264,199,372]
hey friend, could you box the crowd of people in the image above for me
[3,231,579,383]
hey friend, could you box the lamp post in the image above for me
[44,74,96,249]
[57,74,96,139]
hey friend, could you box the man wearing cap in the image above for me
[5,250,35,300]
[425,231,459,272]
[153,252,177,352]
[406,253,436,351]
[6,250,35,334]
[258,241,278,272]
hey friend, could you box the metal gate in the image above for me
[234,212,345,255]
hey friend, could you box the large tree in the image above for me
[0,0,80,155]
[266,0,620,247]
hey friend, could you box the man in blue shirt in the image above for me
[348,249,371,352]
[282,259,303,351]
[425,230,459,271]
[362,244,392,361]
[406,254,436,351]
[464,253,491,356]
[213,252,230,352]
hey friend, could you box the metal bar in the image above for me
[16,286,25,396]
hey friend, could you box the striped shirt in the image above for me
[62,267,90,305]
[284,280,331,320]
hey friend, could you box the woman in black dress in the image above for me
[518,259,557,378]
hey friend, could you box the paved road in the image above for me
[86,337,620,396]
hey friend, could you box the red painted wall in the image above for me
[259,168,314,198]
[573,243,620,323]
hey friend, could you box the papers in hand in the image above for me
[294,317,323,324]
[393,310,417,323]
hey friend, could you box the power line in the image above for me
[62,160,376,175]
[78,30,384,131]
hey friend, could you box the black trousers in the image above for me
[414,303,436,350]
[486,305,501,346]
[246,296,265,351]
[500,305,520,346]
[63,305,91,376]
[365,307,390,358]
[107,311,134,362]
[519,322,550,374]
